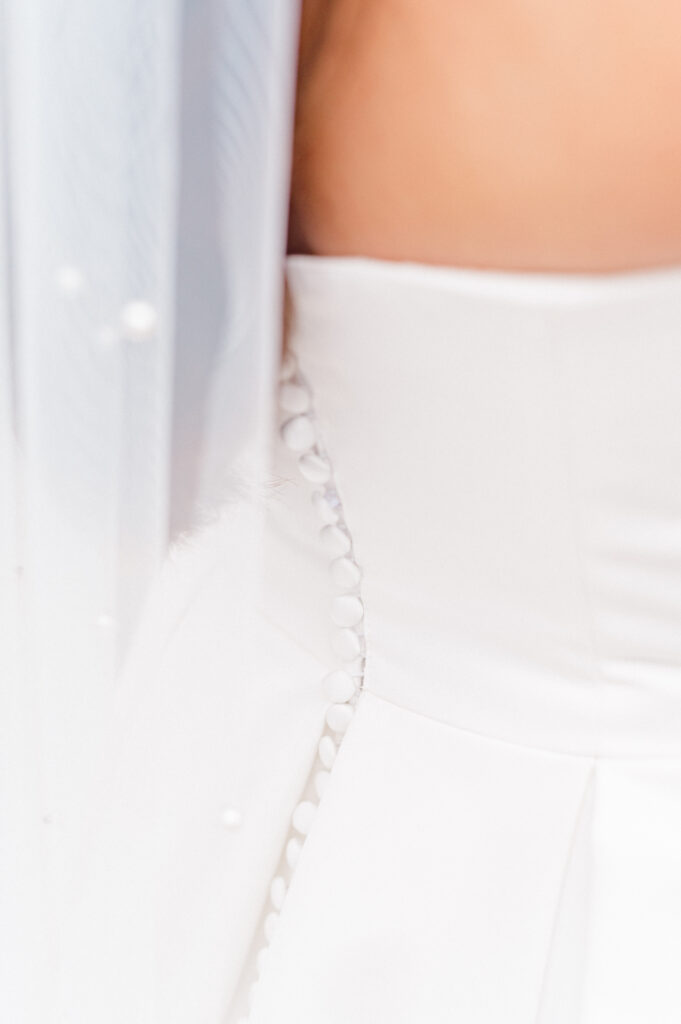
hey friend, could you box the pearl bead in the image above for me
[332,627,362,661]
[319,735,337,769]
[279,381,309,414]
[120,300,157,340]
[320,524,351,557]
[292,800,317,836]
[221,806,242,829]
[281,414,316,452]
[55,265,85,295]
[270,875,287,911]
[264,911,279,943]
[326,703,354,734]
[286,837,303,869]
[330,556,362,590]
[311,490,339,525]
[331,595,364,628]
[280,350,297,380]
[322,669,356,703]
[298,453,331,483]
[314,770,330,797]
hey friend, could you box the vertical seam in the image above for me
[533,758,597,1024]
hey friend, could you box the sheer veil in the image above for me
[0,2,300,1018]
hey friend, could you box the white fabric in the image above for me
[0,3,301,1020]
[4,6,681,1018]
[247,255,681,1022]
[56,502,327,1023]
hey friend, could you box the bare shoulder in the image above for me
[291,0,681,271]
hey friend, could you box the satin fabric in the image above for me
[250,256,681,1023]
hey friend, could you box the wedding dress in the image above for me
[4,3,681,1021]
[236,254,681,1023]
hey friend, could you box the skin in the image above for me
[290,0,681,272]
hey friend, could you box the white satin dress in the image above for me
[248,254,681,1023]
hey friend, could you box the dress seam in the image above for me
[532,759,597,1024]
[363,688,681,761]
[362,689,592,761]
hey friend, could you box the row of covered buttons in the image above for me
[238,352,365,1021]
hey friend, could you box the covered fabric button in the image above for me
[320,524,351,557]
[331,594,364,627]
[319,735,337,769]
[286,837,303,868]
[281,414,316,452]
[314,770,330,797]
[264,912,279,943]
[298,452,331,483]
[312,490,340,525]
[292,800,317,836]
[270,876,287,911]
[322,669,356,703]
[330,556,362,590]
[326,703,354,734]
[257,946,270,975]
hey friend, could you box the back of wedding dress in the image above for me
[0,3,300,1019]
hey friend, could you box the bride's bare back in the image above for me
[291,0,681,272]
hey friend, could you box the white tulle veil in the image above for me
[0,1,300,1016]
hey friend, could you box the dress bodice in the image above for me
[246,256,681,1024]
[284,255,681,756]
